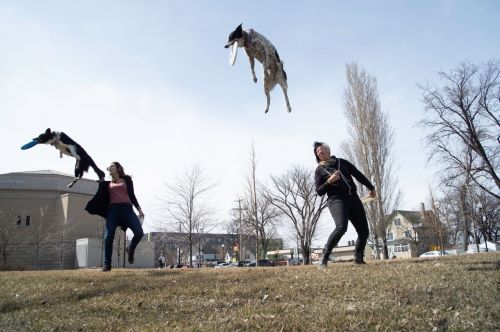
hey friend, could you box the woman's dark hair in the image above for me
[111,161,129,178]
[313,141,330,163]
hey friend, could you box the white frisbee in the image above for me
[361,195,375,204]
[229,41,238,66]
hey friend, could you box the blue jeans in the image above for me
[104,203,144,266]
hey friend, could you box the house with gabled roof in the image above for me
[384,204,436,258]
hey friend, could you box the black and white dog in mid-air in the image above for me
[225,24,292,114]
[22,128,105,188]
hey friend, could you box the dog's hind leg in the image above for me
[90,159,105,182]
[278,65,291,113]
[264,75,272,114]
[279,80,292,113]
[68,159,82,188]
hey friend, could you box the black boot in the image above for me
[126,246,135,264]
[354,254,366,265]
[102,265,112,272]
[319,247,329,269]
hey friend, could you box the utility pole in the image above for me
[233,199,247,262]
[236,199,243,262]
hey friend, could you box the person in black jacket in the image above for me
[85,161,144,271]
[313,142,376,268]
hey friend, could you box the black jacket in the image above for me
[85,176,141,218]
[315,156,374,200]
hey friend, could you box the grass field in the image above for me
[0,253,498,331]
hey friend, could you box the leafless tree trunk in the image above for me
[0,210,17,266]
[419,60,500,199]
[427,189,448,254]
[476,190,499,242]
[114,231,123,268]
[255,195,281,258]
[32,204,51,269]
[421,189,449,253]
[239,144,281,265]
[228,199,247,262]
[249,145,259,264]
[264,165,327,264]
[341,62,402,259]
[158,165,215,267]
[435,185,468,247]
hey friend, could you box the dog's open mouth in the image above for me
[229,41,238,66]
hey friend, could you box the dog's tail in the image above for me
[275,50,288,81]
[91,162,105,181]
[282,65,287,81]
[85,157,105,181]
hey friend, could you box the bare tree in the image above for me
[239,186,281,262]
[340,62,402,259]
[228,200,247,262]
[239,144,281,265]
[426,189,449,254]
[434,141,491,252]
[113,230,125,268]
[228,199,262,262]
[158,165,215,267]
[0,210,18,266]
[419,60,500,199]
[32,204,50,269]
[265,165,327,264]
[477,190,499,242]
[435,185,468,247]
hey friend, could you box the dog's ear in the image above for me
[236,23,243,32]
[45,128,51,134]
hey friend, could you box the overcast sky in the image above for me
[1,1,498,247]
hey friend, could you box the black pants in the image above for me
[322,195,369,263]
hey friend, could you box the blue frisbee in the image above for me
[21,140,38,150]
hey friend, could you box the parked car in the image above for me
[206,261,222,268]
[419,251,445,258]
[236,260,250,267]
[214,262,232,268]
[169,264,190,268]
[246,259,275,267]
[288,258,303,266]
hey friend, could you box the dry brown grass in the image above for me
[0,253,498,331]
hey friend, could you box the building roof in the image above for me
[0,169,99,195]
[387,209,430,224]
[5,170,74,177]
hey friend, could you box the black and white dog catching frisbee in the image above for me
[21,128,105,188]
[225,24,292,114]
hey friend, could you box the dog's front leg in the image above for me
[249,56,257,83]
[60,151,63,158]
